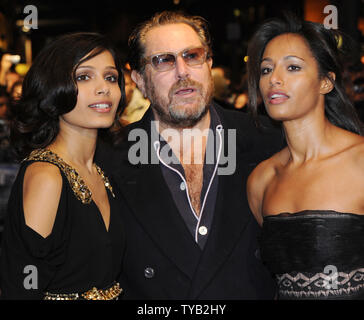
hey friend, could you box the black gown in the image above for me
[0,149,125,300]
[260,210,364,300]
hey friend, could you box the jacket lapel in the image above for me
[188,149,252,298]
[115,111,202,280]
[188,105,254,298]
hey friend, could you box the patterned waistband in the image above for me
[277,267,364,299]
[43,282,122,300]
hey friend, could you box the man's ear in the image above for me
[320,71,336,94]
[131,70,147,98]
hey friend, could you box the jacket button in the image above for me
[198,226,208,235]
[144,267,155,279]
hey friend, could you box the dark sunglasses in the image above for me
[143,47,209,72]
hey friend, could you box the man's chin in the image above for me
[168,105,208,128]
[167,117,202,128]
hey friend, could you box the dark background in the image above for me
[2,0,364,85]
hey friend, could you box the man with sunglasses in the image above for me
[100,11,283,299]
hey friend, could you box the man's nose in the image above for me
[175,56,190,80]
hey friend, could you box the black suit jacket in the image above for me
[96,102,284,299]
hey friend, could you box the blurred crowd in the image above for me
[344,62,364,121]
[211,65,269,116]
[0,52,25,227]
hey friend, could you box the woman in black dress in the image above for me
[0,32,126,299]
[246,16,364,299]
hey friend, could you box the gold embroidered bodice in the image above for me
[25,149,115,204]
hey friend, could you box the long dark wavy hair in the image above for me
[247,14,364,135]
[11,32,126,160]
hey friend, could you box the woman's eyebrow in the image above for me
[76,65,117,70]
[261,55,305,63]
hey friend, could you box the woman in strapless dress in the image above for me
[246,14,364,300]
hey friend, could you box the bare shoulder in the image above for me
[344,134,364,166]
[24,162,63,196]
[23,162,63,238]
[248,147,288,188]
[247,147,288,225]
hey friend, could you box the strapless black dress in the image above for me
[260,210,364,300]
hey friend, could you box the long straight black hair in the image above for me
[247,14,364,135]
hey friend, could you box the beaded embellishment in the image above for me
[43,282,122,300]
[25,149,115,204]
